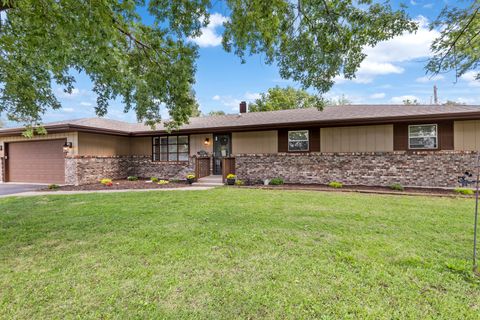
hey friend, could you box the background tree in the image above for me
[427,1,480,82]
[403,99,420,105]
[326,94,351,106]
[0,0,416,131]
[249,86,319,112]
[207,110,226,116]
[442,100,466,106]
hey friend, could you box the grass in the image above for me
[0,188,479,319]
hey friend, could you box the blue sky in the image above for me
[9,0,479,126]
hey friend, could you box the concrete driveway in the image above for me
[0,183,45,196]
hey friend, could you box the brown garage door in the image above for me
[7,139,66,184]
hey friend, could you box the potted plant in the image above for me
[186,174,196,184]
[226,173,236,185]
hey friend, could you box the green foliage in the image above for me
[249,86,321,112]
[157,180,169,185]
[326,94,352,106]
[226,174,236,179]
[127,176,138,181]
[454,188,474,195]
[47,184,59,190]
[269,177,284,185]
[427,2,480,83]
[442,100,466,106]
[0,1,415,128]
[208,110,226,116]
[150,177,159,183]
[328,181,343,188]
[186,174,195,180]
[402,99,420,105]
[389,183,405,191]
[234,179,244,186]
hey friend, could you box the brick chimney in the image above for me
[239,101,247,114]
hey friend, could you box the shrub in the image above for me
[454,188,474,195]
[100,178,112,185]
[186,174,195,180]
[127,176,138,181]
[157,180,169,185]
[170,178,180,183]
[150,177,159,183]
[328,181,343,188]
[48,184,59,190]
[269,177,284,185]
[235,179,244,186]
[226,174,236,180]
[389,183,404,191]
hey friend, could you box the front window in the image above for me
[408,124,437,149]
[153,135,189,161]
[288,130,309,151]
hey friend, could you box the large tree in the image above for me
[249,86,318,112]
[427,1,480,81]
[0,0,416,130]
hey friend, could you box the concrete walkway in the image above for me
[0,186,215,199]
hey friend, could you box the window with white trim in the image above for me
[288,130,309,151]
[153,135,189,161]
[408,124,437,149]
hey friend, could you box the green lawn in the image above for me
[0,188,479,319]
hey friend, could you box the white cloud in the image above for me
[390,95,420,104]
[188,13,228,47]
[415,74,445,83]
[244,92,261,100]
[212,95,221,101]
[335,16,440,85]
[370,93,386,99]
[80,101,93,107]
[62,107,75,113]
[461,71,480,87]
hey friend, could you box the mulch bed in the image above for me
[45,179,189,191]
[241,184,472,198]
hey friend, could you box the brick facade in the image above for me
[65,156,195,185]
[235,151,479,188]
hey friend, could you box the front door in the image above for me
[213,134,231,175]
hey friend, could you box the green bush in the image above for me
[328,181,343,189]
[150,177,159,183]
[454,188,474,195]
[127,176,138,181]
[389,183,404,191]
[269,177,284,185]
[48,184,59,190]
[235,179,245,186]
[226,174,236,180]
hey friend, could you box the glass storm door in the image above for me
[213,134,231,175]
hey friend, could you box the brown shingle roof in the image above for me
[2,104,480,136]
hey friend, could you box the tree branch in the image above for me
[434,6,480,74]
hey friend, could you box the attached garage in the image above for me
[6,139,66,184]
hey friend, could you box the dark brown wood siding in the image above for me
[277,128,320,152]
[309,128,320,152]
[278,129,288,152]
[393,120,454,151]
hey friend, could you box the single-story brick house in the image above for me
[1,102,480,187]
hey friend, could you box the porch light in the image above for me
[63,141,73,153]
[204,138,210,146]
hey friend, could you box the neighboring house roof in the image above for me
[2,104,480,136]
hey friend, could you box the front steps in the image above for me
[193,175,224,187]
